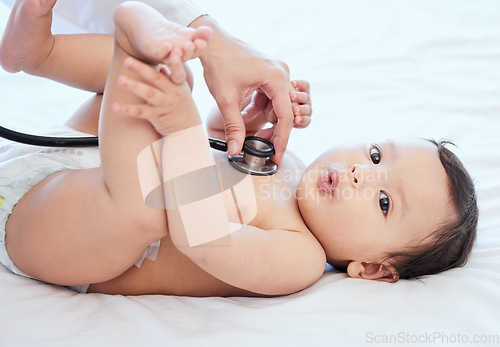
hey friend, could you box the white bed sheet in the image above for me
[1,0,500,346]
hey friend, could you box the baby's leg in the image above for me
[0,0,113,93]
[98,2,210,205]
[5,3,209,286]
[1,0,200,135]
[0,0,56,73]
[0,0,207,93]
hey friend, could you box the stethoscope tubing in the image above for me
[0,125,99,147]
[0,126,277,175]
[0,125,236,152]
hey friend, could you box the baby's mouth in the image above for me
[318,169,339,195]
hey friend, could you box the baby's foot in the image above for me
[113,54,199,136]
[113,1,212,66]
[0,0,57,73]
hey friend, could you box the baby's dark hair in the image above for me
[385,139,478,280]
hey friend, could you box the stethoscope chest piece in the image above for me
[228,136,277,176]
[229,155,277,176]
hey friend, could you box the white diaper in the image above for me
[0,125,158,293]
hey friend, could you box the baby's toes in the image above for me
[193,26,213,41]
[181,41,195,61]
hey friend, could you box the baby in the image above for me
[0,0,478,296]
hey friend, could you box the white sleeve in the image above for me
[53,0,206,34]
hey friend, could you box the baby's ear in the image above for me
[347,261,399,283]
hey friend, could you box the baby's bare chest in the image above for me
[214,152,306,231]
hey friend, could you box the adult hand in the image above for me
[190,16,293,163]
[241,79,312,143]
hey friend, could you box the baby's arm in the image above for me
[114,50,323,297]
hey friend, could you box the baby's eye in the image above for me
[370,145,381,164]
[379,191,390,215]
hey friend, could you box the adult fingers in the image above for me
[254,124,276,142]
[261,63,294,163]
[265,87,293,164]
[241,91,268,123]
[218,98,246,155]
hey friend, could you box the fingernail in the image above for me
[273,152,283,164]
[227,140,239,155]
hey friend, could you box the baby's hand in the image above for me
[290,80,312,129]
[243,79,312,130]
[243,79,312,141]
[112,55,192,135]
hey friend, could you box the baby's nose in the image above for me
[349,164,364,188]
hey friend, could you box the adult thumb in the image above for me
[220,104,246,156]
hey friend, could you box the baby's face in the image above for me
[297,138,454,273]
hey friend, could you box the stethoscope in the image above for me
[0,125,278,176]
